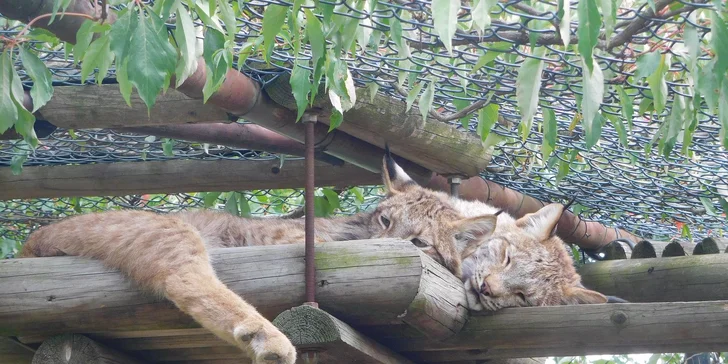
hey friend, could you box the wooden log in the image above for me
[390,301,728,357]
[32,334,144,364]
[0,240,468,341]
[0,337,35,364]
[577,254,728,302]
[272,305,413,364]
[630,240,657,259]
[694,237,726,255]
[0,159,379,200]
[662,241,689,257]
[600,241,628,260]
[39,85,229,129]
[264,75,492,177]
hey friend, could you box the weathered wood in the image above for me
[630,240,657,259]
[662,241,689,257]
[32,334,144,364]
[0,337,35,364]
[694,237,726,255]
[273,305,413,364]
[600,241,628,260]
[578,254,728,302]
[0,240,468,341]
[264,75,491,177]
[39,85,228,129]
[0,159,379,200]
[430,360,545,364]
[390,301,728,357]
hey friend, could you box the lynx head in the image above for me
[372,151,497,278]
[461,203,607,311]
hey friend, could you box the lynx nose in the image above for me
[480,280,491,296]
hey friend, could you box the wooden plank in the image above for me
[694,237,727,255]
[0,159,379,200]
[0,337,35,364]
[630,240,657,259]
[32,334,145,363]
[39,85,229,129]
[273,305,413,364]
[0,240,468,340]
[389,301,728,357]
[578,254,728,302]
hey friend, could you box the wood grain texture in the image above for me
[39,85,228,129]
[32,334,144,364]
[0,159,380,200]
[273,305,413,364]
[0,337,35,364]
[0,240,459,338]
[389,301,728,356]
[578,254,728,302]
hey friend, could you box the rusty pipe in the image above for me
[303,114,317,306]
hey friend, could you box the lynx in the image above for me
[19,155,497,364]
[384,156,609,311]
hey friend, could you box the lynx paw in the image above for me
[464,281,484,311]
[234,322,296,364]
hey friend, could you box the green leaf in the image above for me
[711,12,728,76]
[202,29,231,102]
[556,149,578,184]
[616,85,633,131]
[19,47,53,112]
[162,138,174,156]
[558,0,572,46]
[110,8,138,62]
[719,80,728,149]
[238,195,251,217]
[599,0,617,39]
[350,186,365,203]
[290,63,311,122]
[516,47,546,141]
[662,94,684,156]
[49,0,73,24]
[720,198,728,221]
[645,53,669,114]
[419,81,435,122]
[541,107,557,160]
[635,51,660,79]
[217,0,238,42]
[0,52,17,134]
[477,103,499,141]
[576,0,600,72]
[406,82,424,112]
[606,112,629,148]
[127,11,177,110]
[203,191,222,207]
[10,150,28,175]
[700,197,718,216]
[81,34,114,84]
[224,192,239,216]
[305,9,325,100]
[73,20,95,63]
[322,188,341,213]
[581,57,604,149]
[314,196,330,217]
[174,5,199,87]
[432,0,461,55]
[116,58,133,107]
[261,4,287,63]
[684,12,699,71]
[697,60,720,111]
[473,50,503,72]
[390,17,410,58]
[329,109,343,131]
[367,81,380,103]
[471,0,496,32]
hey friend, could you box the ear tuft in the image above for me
[516,203,564,240]
[562,286,608,305]
[455,215,498,259]
[382,145,417,195]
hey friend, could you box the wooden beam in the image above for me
[39,85,229,129]
[33,334,145,363]
[390,301,728,357]
[0,337,35,364]
[273,305,414,364]
[0,240,468,340]
[578,254,728,302]
[0,159,379,200]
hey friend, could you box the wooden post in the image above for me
[578,254,728,302]
[32,334,144,364]
[600,241,628,260]
[694,237,726,255]
[630,240,657,259]
[662,241,688,257]
[273,305,413,364]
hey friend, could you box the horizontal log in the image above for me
[389,301,728,357]
[273,305,413,364]
[39,85,229,129]
[33,334,145,364]
[0,159,379,200]
[0,240,467,340]
[578,254,728,302]
[0,337,35,364]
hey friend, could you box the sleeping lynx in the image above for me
[384,154,609,311]
[19,155,497,364]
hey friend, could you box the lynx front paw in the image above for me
[234,322,296,364]
[464,281,484,311]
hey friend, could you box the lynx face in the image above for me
[376,154,497,278]
[460,204,608,311]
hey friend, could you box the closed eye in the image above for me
[411,238,428,248]
[379,215,391,228]
[516,292,526,301]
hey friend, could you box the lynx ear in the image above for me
[562,286,608,305]
[515,203,564,240]
[382,144,417,195]
[453,215,498,260]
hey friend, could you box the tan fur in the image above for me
[19,156,497,364]
[385,160,608,311]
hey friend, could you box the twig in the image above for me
[393,83,492,123]
[606,0,675,50]
[16,12,97,40]
[100,0,108,24]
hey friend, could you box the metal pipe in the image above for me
[303,114,318,307]
[448,176,462,197]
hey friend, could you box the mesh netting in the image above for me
[1,0,727,245]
